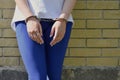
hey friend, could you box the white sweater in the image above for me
[11,0,73,32]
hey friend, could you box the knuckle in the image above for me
[34,30,38,32]
[29,31,34,34]
[33,30,36,33]
[36,33,40,36]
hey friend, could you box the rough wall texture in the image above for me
[65,0,120,67]
[0,0,120,67]
[0,66,120,80]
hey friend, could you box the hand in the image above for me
[50,20,67,46]
[26,18,44,44]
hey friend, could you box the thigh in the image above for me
[15,21,47,80]
[45,22,73,80]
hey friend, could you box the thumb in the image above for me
[50,27,55,37]
[38,23,43,36]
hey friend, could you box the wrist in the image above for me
[54,18,67,23]
[59,13,70,20]
[25,15,39,23]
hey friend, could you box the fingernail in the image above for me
[50,43,53,46]
[50,35,52,37]
[41,40,44,44]
[51,44,54,47]
[41,41,43,44]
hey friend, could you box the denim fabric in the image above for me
[15,20,73,80]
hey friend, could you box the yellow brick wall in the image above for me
[0,0,120,67]
[64,0,120,67]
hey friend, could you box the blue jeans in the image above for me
[15,20,73,80]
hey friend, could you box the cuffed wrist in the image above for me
[54,18,67,23]
[25,15,39,23]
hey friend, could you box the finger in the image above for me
[50,38,57,46]
[29,30,39,43]
[35,32,42,44]
[37,25,44,44]
[50,32,65,46]
[32,33,38,42]
[50,26,55,37]
[56,34,64,43]
[38,23,43,36]
[35,23,44,44]
[28,32,34,40]
[55,36,62,43]
[39,36,44,44]
[36,32,44,44]
[50,31,59,46]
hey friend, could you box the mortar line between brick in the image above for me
[73,9,120,11]
[65,56,120,58]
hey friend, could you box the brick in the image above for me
[72,10,102,19]
[3,29,16,37]
[87,1,119,9]
[70,48,101,57]
[102,48,120,56]
[87,20,119,28]
[70,29,80,38]
[68,39,86,47]
[0,48,2,56]
[0,19,11,28]
[3,48,20,56]
[0,0,15,8]
[64,58,86,66]
[1,0,120,67]
[71,29,101,38]
[3,9,14,19]
[87,58,118,66]
[0,57,19,66]
[74,1,86,9]
[73,20,86,28]
[0,38,17,47]
[87,39,118,47]
[103,30,120,38]
[104,10,120,19]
